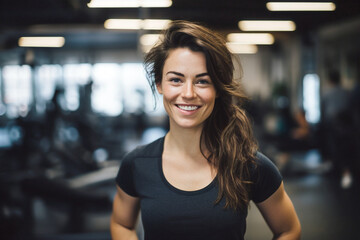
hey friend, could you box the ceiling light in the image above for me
[142,19,171,30]
[140,34,161,46]
[227,33,274,45]
[141,45,154,53]
[18,37,65,47]
[88,0,172,8]
[239,20,296,31]
[226,43,258,54]
[104,19,171,30]
[141,0,172,7]
[140,34,162,52]
[266,2,336,11]
[105,19,142,29]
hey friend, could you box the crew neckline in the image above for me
[157,137,217,196]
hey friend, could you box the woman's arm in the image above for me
[256,182,301,240]
[110,186,140,240]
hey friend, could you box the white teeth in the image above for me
[178,105,199,111]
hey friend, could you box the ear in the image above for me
[156,82,163,94]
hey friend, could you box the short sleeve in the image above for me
[251,152,282,203]
[115,151,138,197]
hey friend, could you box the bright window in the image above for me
[120,63,164,116]
[63,64,92,111]
[303,73,321,124]
[91,63,164,117]
[2,65,32,118]
[35,64,63,100]
[35,64,63,113]
[0,68,5,116]
[92,63,123,116]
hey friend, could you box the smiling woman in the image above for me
[156,48,216,130]
[111,20,301,240]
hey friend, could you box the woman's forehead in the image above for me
[163,48,207,73]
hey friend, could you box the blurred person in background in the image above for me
[46,87,64,145]
[111,21,301,240]
[273,108,313,171]
[321,70,356,189]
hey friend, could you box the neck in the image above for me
[165,123,205,159]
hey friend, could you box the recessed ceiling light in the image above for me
[88,0,172,8]
[226,43,258,54]
[104,19,171,30]
[18,37,65,48]
[239,20,296,31]
[227,33,274,45]
[140,34,161,46]
[266,2,336,11]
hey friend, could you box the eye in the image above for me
[170,78,182,83]
[196,79,211,85]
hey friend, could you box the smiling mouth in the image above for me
[176,104,200,111]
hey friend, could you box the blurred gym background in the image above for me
[1,1,360,239]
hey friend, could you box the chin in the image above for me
[171,120,203,130]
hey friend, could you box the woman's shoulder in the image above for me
[250,151,283,203]
[251,151,282,181]
[254,151,275,165]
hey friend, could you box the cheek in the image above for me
[162,86,178,100]
[200,89,217,104]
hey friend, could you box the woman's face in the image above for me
[157,47,217,130]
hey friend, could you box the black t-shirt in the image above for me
[116,137,282,240]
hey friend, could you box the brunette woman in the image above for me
[111,20,301,240]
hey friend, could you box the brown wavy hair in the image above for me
[144,20,258,210]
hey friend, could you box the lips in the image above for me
[176,104,200,111]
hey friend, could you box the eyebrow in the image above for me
[166,71,209,78]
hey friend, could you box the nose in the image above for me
[181,81,196,99]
